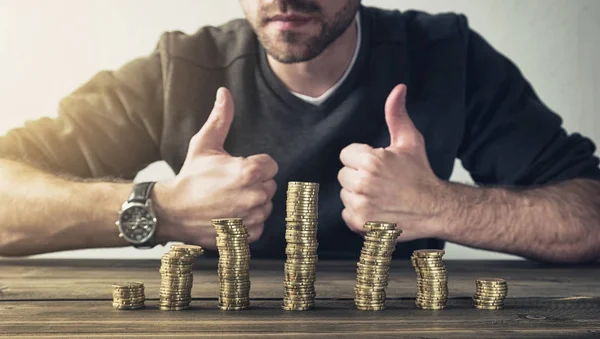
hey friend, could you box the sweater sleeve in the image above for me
[457,28,600,186]
[0,48,164,180]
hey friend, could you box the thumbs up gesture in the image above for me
[154,88,278,249]
[338,85,444,242]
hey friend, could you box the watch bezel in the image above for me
[117,200,158,245]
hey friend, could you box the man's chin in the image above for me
[256,29,324,63]
[266,49,317,64]
[263,41,323,64]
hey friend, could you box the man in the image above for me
[0,0,599,263]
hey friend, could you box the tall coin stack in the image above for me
[411,249,448,310]
[213,218,251,311]
[354,221,402,311]
[112,282,145,310]
[159,244,204,311]
[473,278,508,310]
[283,181,320,311]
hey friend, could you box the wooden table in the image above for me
[0,259,599,338]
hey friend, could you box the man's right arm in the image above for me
[0,159,135,256]
[0,46,166,256]
[0,83,278,256]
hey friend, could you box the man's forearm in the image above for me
[438,178,600,263]
[0,159,133,256]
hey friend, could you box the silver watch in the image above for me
[116,182,159,248]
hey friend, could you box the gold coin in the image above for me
[363,221,397,229]
[171,244,204,253]
[112,282,144,289]
[476,277,506,283]
[473,304,503,310]
[354,302,386,308]
[281,306,313,311]
[474,291,507,297]
[356,306,386,311]
[413,249,445,257]
[416,305,446,310]
[113,304,145,310]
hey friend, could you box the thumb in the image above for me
[384,84,420,149]
[192,87,235,152]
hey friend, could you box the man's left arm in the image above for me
[339,83,600,264]
[449,27,600,263]
[440,177,600,263]
[338,26,600,263]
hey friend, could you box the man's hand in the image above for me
[154,87,278,249]
[338,84,447,241]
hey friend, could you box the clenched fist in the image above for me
[338,84,446,242]
[155,88,278,249]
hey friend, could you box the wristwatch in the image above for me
[116,181,159,248]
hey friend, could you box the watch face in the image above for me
[118,204,156,244]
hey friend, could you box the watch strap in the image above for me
[128,181,157,249]
[128,182,156,203]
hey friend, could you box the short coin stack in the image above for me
[473,278,508,310]
[213,218,251,311]
[159,244,204,311]
[355,221,402,311]
[283,181,320,311]
[112,282,145,310]
[411,249,448,310]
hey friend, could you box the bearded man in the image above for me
[0,0,599,263]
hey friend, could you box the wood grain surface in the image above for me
[0,259,599,338]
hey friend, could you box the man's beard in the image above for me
[255,0,359,64]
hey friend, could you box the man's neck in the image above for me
[267,19,358,98]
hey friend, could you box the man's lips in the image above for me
[267,14,314,30]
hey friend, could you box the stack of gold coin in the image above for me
[411,249,448,310]
[354,221,402,311]
[283,181,320,311]
[159,244,204,311]
[473,278,508,310]
[112,282,145,310]
[213,218,251,311]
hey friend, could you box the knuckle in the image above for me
[361,212,374,225]
[371,147,386,157]
[250,205,271,224]
[343,209,363,233]
[238,192,261,210]
[350,218,364,233]
[337,168,343,182]
[231,157,246,175]
[258,190,270,204]
[271,181,278,196]
[265,156,279,174]
[247,191,268,209]
[362,154,383,173]
[355,200,372,217]
[341,209,353,224]
[355,173,373,193]
[263,201,274,216]
[257,211,268,223]
[264,180,277,198]
[247,223,264,242]
[343,143,361,153]
[247,212,264,225]
[241,162,263,184]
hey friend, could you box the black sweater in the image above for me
[1,6,599,259]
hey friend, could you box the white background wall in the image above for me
[0,0,598,259]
